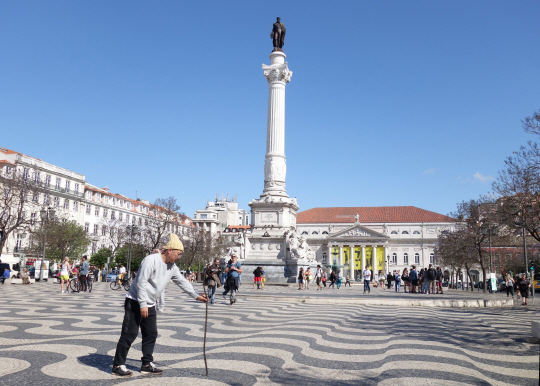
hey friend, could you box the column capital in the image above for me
[263,62,293,84]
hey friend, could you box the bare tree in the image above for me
[140,197,184,253]
[180,228,232,269]
[98,216,128,258]
[0,166,48,257]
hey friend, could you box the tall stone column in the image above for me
[262,51,292,197]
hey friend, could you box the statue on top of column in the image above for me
[271,17,286,52]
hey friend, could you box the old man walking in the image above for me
[112,234,208,377]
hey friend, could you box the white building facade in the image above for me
[193,196,249,234]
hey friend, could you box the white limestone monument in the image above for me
[241,17,314,282]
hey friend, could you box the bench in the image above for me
[5,278,36,285]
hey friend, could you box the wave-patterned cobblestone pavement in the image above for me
[0,282,538,385]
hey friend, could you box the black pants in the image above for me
[113,298,157,366]
[80,275,87,291]
[506,286,514,297]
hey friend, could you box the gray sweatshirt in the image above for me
[127,253,198,308]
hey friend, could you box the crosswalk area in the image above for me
[0,282,539,385]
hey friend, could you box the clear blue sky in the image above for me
[1,1,539,218]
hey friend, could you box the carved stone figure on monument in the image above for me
[270,17,286,51]
[355,213,360,223]
[233,233,245,259]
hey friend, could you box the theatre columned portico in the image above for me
[323,223,389,281]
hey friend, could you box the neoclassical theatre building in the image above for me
[296,206,456,280]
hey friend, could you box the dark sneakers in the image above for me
[112,365,133,377]
[141,362,163,375]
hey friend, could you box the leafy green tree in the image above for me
[38,221,91,262]
[114,243,147,271]
[90,247,112,268]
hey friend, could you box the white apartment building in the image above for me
[193,195,250,234]
[0,147,194,264]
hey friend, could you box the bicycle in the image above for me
[110,276,130,291]
[69,275,81,293]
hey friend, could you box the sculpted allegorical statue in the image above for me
[271,17,286,52]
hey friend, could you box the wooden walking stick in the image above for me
[202,280,209,377]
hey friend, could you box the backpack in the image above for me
[428,268,436,280]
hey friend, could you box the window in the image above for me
[312,231,318,235]
[322,231,329,235]
[84,223,89,232]
[92,242,97,255]
[413,231,420,234]
[111,211,115,220]
[44,195,50,205]
[93,224,98,234]
[138,217,142,225]
[55,177,61,189]
[72,220,76,224]
[144,219,148,226]
[104,196,108,204]
[45,175,51,187]
[402,231,409,235]
[119,212,123,221]
[32,193,39,203]
[86,205,91,215]
[126,214,130,223]
[414,253,420,264]
[200,214,207,219]
[34,171,40,183]
[95,206,100,216]
[65,181,70,191]
[54,197,60,207]
[23,168,29,180]
[112,197,116,206]
[391,231,398,234]
[103,208,108,218]
[86,191,91,199]
[403,253,408,264]
[74,183,79,194]
[73,201,78,212]
[392,253,398,264]
[64,199,69,209]
[31,212,36,225]
[101,226,107,236]
[301,231,308,235]
[429,253,434,264]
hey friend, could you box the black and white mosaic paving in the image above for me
[0,282,538,385]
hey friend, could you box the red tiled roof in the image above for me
[297,206,455,224]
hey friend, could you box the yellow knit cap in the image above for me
[164,233,184,252]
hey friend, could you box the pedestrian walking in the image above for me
[378,270,385,290]
[253,266,263,289]
[305,267,312,289]
[435,267,444,294]
[363,266,371,294]
[336,270,343,289]
[344,273,351,287]
[260,267,266,289]
[394,270,401,292]
[60,257,73,293]
[321,270,327,289]
[518,274,531,306]
[505,274,514,298]
[402,268,409,293]
[223,255,242,305]
[427,264,437,294]
[111,234,207,377]
[206,258,222,304]
[329,270,336,289]
[315,265,323,290]
[409,265,418,293]
[297,267,304,290]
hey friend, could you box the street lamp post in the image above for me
[39,207,55,281]
[125,225,138,279]
[481,223,498,273]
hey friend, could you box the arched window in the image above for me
[312,231,318,235]
[403,253,408,264]
[391,231,398,234]
[413,231,420,234]
[414,253,420,264]
[322,231,329,235]
[430,253,434,264]
[301,231,308,235]
[402,231,409,235]
[392,253,398,264]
